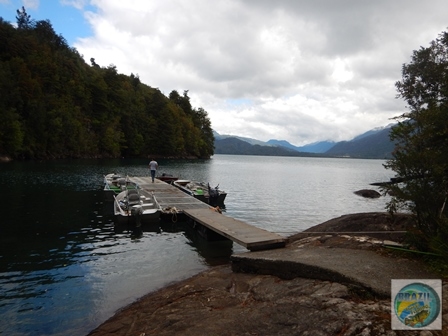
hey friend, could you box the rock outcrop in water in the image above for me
[354,189,381,198]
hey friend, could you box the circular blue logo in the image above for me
[394,282,440,328]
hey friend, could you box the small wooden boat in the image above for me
[173,180,227,206]
[113,189,161,225]
[156,173,178,184]
[103,173,139,201]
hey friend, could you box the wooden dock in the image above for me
[128,176,286,251]
[183,208,286,251]
[129,176,211,212]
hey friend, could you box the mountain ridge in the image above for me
[214,124,396,159]
[266,139,336,153]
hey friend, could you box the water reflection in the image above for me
[182,224,234,266]
[113,221,161,238]
[0,184,215,335]
[112,219,235,267]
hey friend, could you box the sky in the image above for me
[1,0,448,146]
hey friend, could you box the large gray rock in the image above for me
[354,189,381,198]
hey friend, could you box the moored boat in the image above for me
[173,180,226,206]
[113,189,161,224]
[103,173,139,201]
[156,173,179,184]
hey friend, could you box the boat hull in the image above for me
[103,174,139,201]
[157,173,178,184]
[173,181,226,206]
[114,210,160,225]
[113,190,161,225]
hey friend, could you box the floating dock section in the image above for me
[128,176,286,251]
[183,208,286,251]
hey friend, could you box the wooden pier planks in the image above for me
[183,208,286,251]
[129,177,210,212]
[128,176,286,251]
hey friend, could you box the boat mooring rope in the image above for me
[164,207,178,223]
[209,206,222,214]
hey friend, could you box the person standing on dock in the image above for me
[149,159,158,182]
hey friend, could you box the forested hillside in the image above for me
[324,127,394,159]
[0,9,214,160]
[214,137,319,157]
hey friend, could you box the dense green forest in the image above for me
[0,8,214,160]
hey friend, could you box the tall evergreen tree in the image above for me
[384,30,448,258]
[16,6,33,29]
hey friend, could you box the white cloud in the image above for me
[60,0,88,10]
[74,0,448,145]
[23,0,38,10]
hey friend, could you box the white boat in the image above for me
[113,189,161,224]
[174,180,227,206]
[103,173,139,201]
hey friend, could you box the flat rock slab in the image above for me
[88,265,448,336]
[88,213,448,335]
[231,242,438,298]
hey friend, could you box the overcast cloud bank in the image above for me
[4,0,448,145]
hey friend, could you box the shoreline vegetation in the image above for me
[88,212,448,336]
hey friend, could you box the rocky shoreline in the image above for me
[88,212,447,335]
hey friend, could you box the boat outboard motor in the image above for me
[125,190,141,213]
[208,183,219,206]
[131,224,143,238]
[117,178,126,190]
[131,206,143,227]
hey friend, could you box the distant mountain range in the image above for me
[214,124,396,159]
[266,139,336,153]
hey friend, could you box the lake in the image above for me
[0,155,393,335]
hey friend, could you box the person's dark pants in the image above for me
[151,170,156,182]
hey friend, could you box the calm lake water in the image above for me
[0,155,393,335]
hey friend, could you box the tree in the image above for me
[384,30,448,258]
[34,20,68,50]
[16,6,33,30]
[195,107,214,157]
[169,90,193,116]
